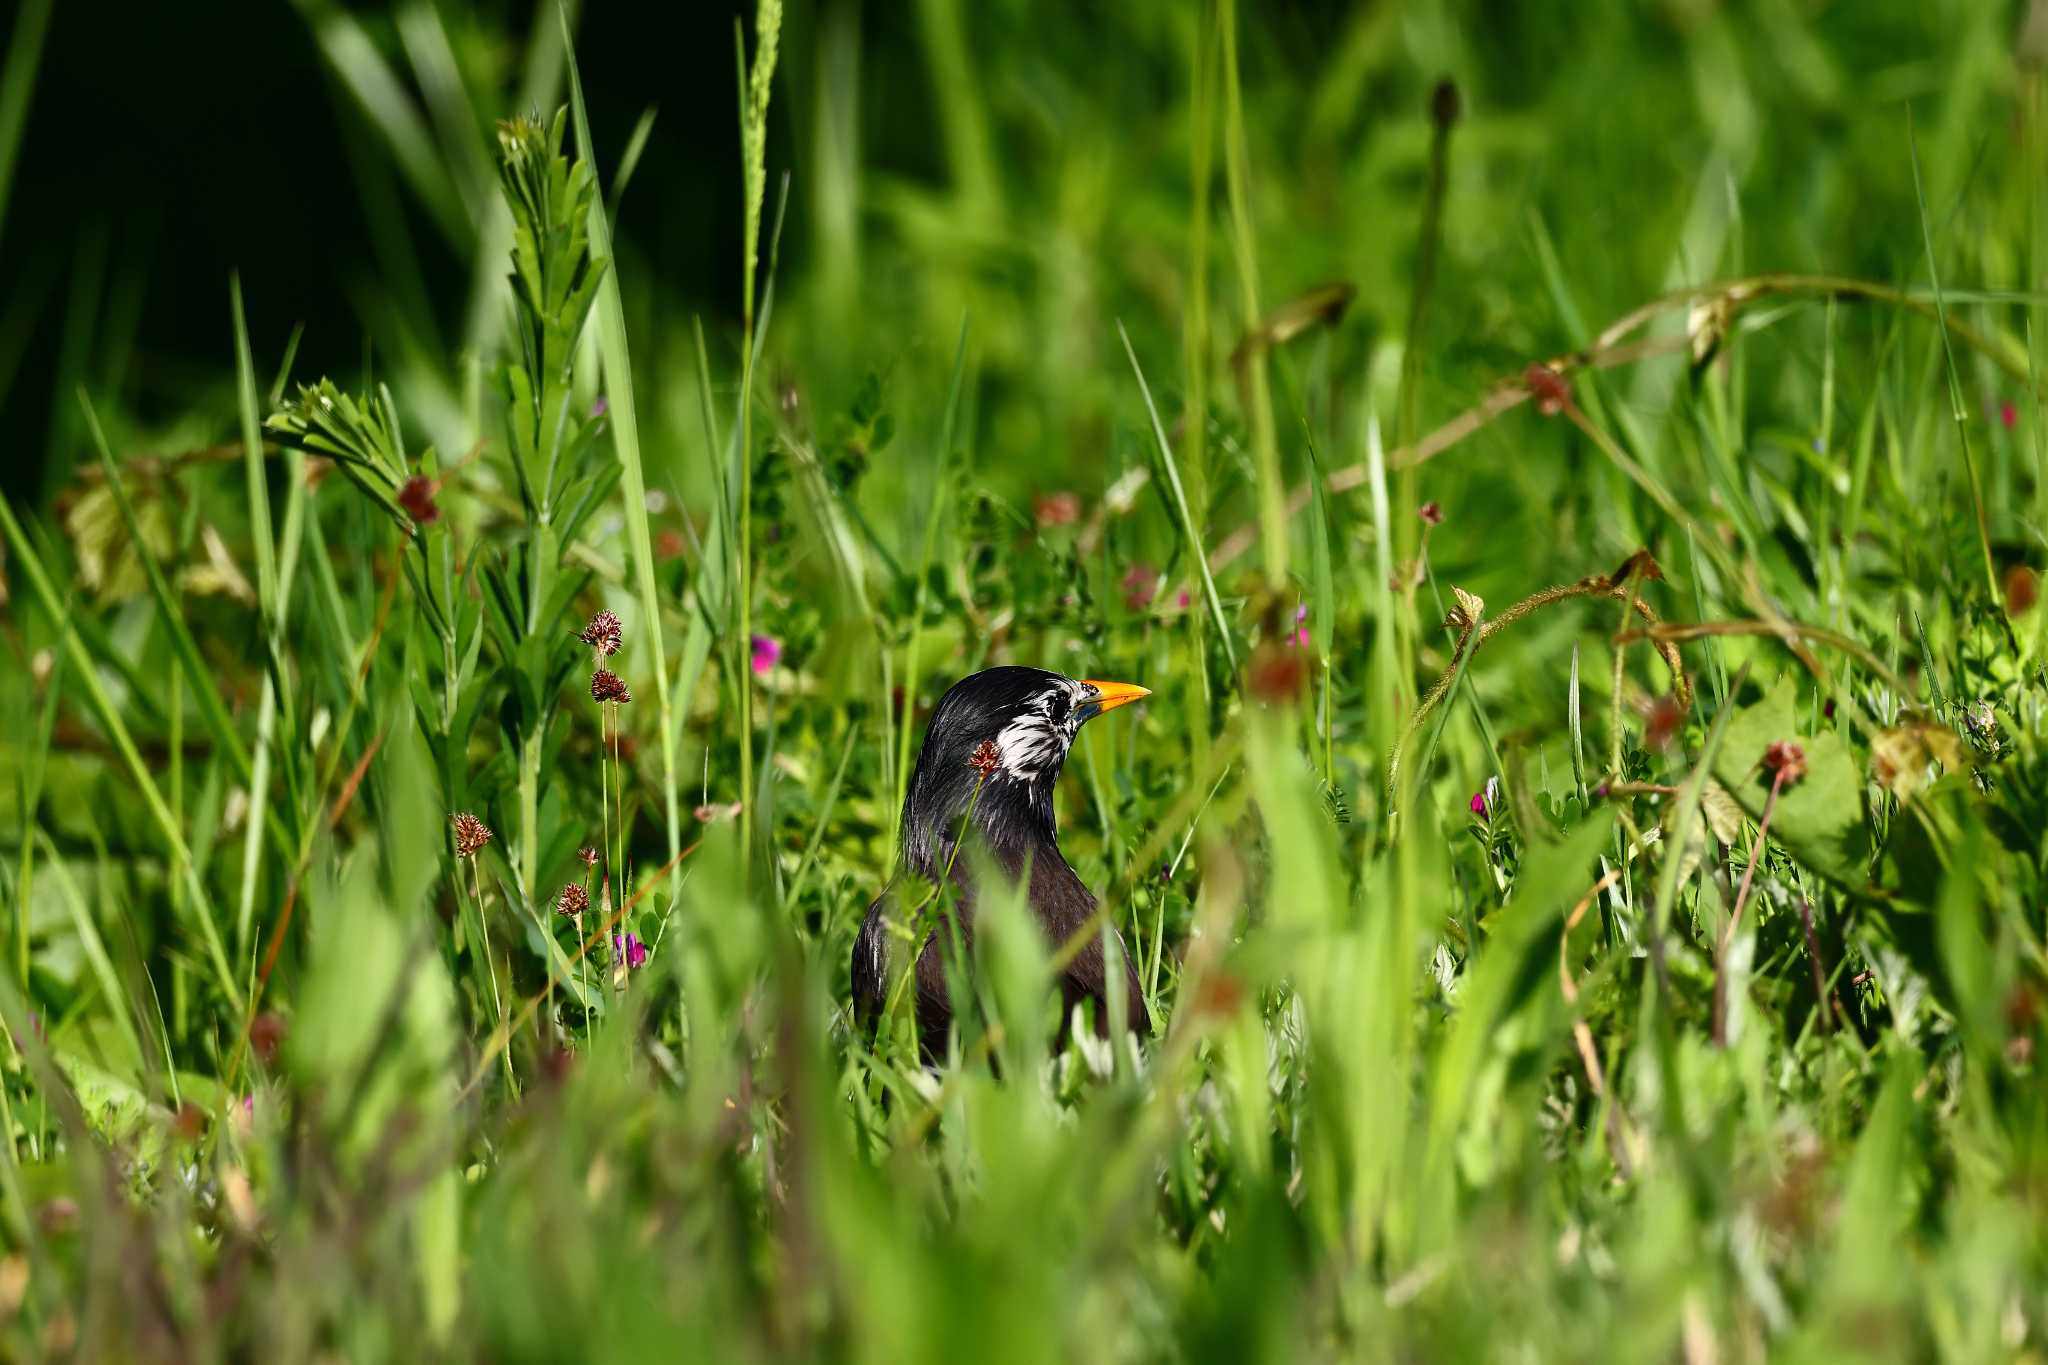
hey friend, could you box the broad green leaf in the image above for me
[1709,675,1871,885]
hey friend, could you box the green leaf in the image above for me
[1709,675,1871,886]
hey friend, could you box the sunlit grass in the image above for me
[1,3,2046,1360]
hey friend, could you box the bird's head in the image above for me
[900,666,1149,876]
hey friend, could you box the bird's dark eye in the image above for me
[1046,691,1069,725]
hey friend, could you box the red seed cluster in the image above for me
[590,668,632,704]
[1763,740,1807,785]
[450,811,493,858]
[1524,363,1571,416]
[579,610,623,657]
[556,883,589,917]
[969,739,1002,778]
[398,475,442,526]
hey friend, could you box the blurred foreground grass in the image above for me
[3,1,2048,1359]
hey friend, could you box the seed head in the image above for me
[1762,741,1807,785]
[450,811,492,858]
[1033,491,1081,529]
[398,475,441,526]
[1524,363,1571,416]
[1430,77,1461,129]
[591,668,632,704]
[969,739,1002,778]
[1418,501,1443,526]
[1246,640,1307,702]
[556,883,589,917]
[579,610,623,657]
[1645,694,1685,750]
[2005,564,2038,617]
[577,846,600,868]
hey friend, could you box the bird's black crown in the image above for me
[899,667,1122,876]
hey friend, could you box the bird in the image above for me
[852,666,1153,1062]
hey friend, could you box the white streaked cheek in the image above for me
[995,717,1058,779]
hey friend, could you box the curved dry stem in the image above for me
[1207,271,2033,577]
[1614,618,1908,700]
[1385,564,1690,803]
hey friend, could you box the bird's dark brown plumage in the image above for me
[852,667,1150,1061]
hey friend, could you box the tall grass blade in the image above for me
[1120,321,1238,671]
[0,0,52,253]
[562,13,682,910]
[1906,106,2000,607]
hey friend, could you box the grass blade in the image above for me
[1906,105,2000,608]
[0,495,242,1011]
[0,0,53,253]
[562,10,682,911]
[1119,321,1238,671]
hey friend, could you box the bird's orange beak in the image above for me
[1081,679,1151,715]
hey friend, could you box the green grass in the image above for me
[3,3,2048,1359]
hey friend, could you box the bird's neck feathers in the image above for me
[901,760,1066,888]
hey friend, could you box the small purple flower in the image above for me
[612,932,649,970]
[591,395,609,418]
[1294,603,1310,648]
[1469,776,1499,818]
[750,634,782,675]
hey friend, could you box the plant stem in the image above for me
[1713,766,1789,1047]
[471,857,514,1095]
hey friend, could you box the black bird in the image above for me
[852,666,1153,1060]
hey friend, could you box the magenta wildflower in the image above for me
[1470,776,1499,818]
[591,395,609,418]
[1176,589,1192,609]
[750,634,782,675]
[612,932,649,970]
[1294,602,1310,647]
[2002,400,2018,430]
